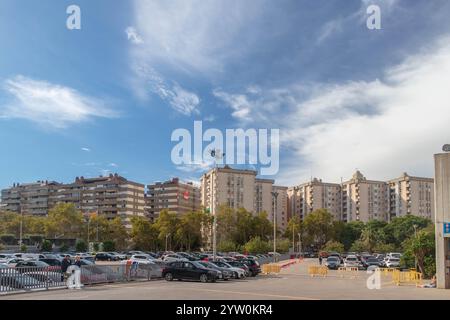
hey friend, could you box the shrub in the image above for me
[322,240,345,253]
[75,240,88,252]
[244,237,271,254]
[20,244,27,253]
[102,240,115,252]
[217,240,238,253]
[0,234,16,245]
[41,240,53,252]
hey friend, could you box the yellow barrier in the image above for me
[262,264,281,274]
[308,265,328,277]
[337,267,359,278]
[376,268,396,276]
[391,270,423,286]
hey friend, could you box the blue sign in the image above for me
[444,223,450,237]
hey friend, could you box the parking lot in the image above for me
[3,259,450,300]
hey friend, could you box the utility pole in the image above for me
[210,149,224,261]
[271,191,279,262]
[18,188,24,247]
[292,220,295,253]
[413,224,418,271]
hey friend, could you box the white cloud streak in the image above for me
[215,37,450,185]
[0,75,118,129]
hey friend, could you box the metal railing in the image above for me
[0,266,66,294]
[80,262,164,285]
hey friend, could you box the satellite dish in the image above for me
[443,144,450,152]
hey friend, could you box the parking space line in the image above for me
[187,288,319,300]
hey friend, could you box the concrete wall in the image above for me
[434,153,450,289]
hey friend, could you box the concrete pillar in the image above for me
[434,153,450,289]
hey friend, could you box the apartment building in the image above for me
[388,172,434,221]
[200,166,288,230]
[272,185,288,231]
[287,178,341,221]
[341,171,389,223]
[1,174,145,227]
[145,178,201,221]
[50,174,145,226]
[0,181,59,216]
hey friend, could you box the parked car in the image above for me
[386,252,402,259]
[162,261,218,283]
[162,254,188,262]
[0,258,23,268]
[227,261,251,277]
[176,252,197,261]
[95,252,119,261]
[107,252,127,260]
[362,256,381,269]
[129,255,156,264]
[197,261,232,280]
[344,255,360,268]
[385,257,400,268]
[38,258,62,270]
[21,253,47,261]
[325,256,341,270]
[15,260,51,268]
[211,260,246,279]
[240,259,261,276]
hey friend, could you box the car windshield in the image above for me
[389,258,400,262]
[346,258,357,261]
[327,257,338,261]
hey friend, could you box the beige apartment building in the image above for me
[287,178,341,221]
[50,174,145,226]
[200,166,288,230]
[145,178,201,222]
[272,185,288,231]
[0,181,60,216]
[1,174,145,228]
[388,172,434,221]
[341,171,389,223]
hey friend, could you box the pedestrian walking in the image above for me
[61,255,72,281]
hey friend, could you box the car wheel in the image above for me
[200,274,208,283]
[165,273,174,281]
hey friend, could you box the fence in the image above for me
[0,266,66,294]
[391,269,423,286]
[337,267,359,278]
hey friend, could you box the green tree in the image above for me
[349,240,368,252]
[303,209,335,250]
[41,240,53,252]
[20,244,27,252]
[383,215,431,248]
[402,226,435,277]
[102,240,115,252]
[333,220,364,251]
[284,216,301,241]
[45,203,84,239]
[176,211,206,251]
[323,240,345,253]
[154,210,180,250]
[107,217,128,250]
[217,240,238,252]
[244,237,271,254]
[130,216,159,251]
[75,240,88,252]
[251,211,273,240]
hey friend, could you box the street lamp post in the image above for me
[165,233,171,252]
[271,191,279,262]
[413,224,418,271]
[298,233,302,253]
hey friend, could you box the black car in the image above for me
[362,257,381,269]
[95,252,118,261]
[240,259,261,276]
[197,261,232,280]
[162,261,218,283]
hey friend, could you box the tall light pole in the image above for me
[165,233,171,252]
[292,221,295,253]
[271,191,279,262]
[210,149,224,261]
[413,224,418,271]
[298,233,302,253]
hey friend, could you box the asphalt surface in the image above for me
[2,259,450,300]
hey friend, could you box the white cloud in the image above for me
[109,163,118,167]
[125,26,143,44]
[134,65,200,115]
[0,75,118,129]
[81,147,91,152]
[215,37,450,185]
[129,0,266,74]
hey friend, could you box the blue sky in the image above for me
[1,0,450,189]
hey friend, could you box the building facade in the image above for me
[200,166,288,230]
[288,178,341,221]
[1,174,145,227]
[0,181,59,216]
[145,178,201,222]
[388,172,434,221]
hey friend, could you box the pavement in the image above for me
[2,259,450,300]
